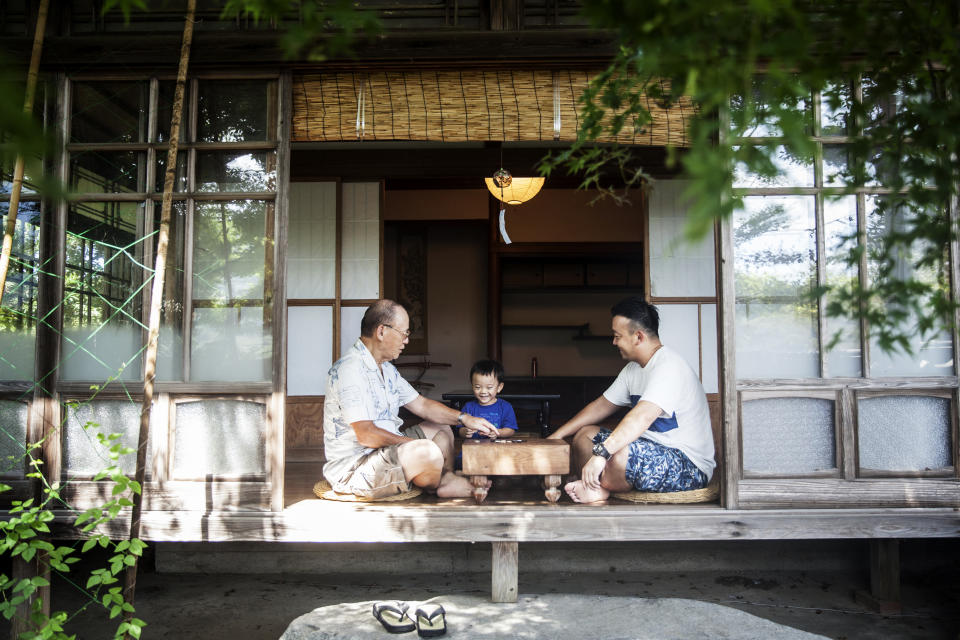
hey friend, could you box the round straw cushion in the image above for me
[312,480,421,502]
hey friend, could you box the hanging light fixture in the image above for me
[484,170,545,205]
[485,166,545,245]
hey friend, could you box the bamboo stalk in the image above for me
[122,0,196,630]
[8,4,51,638]
[0,0,49,307]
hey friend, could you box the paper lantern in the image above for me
[484,176,545,204]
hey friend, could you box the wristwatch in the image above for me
[457,412,467,424]
[592,441,612,460]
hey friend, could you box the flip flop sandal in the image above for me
[415,603,447,638]
[372,600,416,634]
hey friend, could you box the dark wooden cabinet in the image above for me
[503,376,626,431]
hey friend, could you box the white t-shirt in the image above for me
[322,340,419,487]
[602,345,716,479]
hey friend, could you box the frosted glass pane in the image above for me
[191,308,270,381]
[63,400,154,476]
[62,325,143,382]
[340,306,367,358]
[62,202,147,381]
[858,396,951,471]
[173,400,265,477]
[287,182,336,299]
[287,306,333,396]
[191,200,272,382]
[865,196,954,376]
[742,397,836,474]
[733,145,814,187]
[823,196,861,377]
[657,305,700,379]
[341,182,380,299]
[735,196,818,378]
[700,305,719,394]
[648,180,716,297]
[0,401,28,475]
[0,205,40,381]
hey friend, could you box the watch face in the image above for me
[592,442,608,458]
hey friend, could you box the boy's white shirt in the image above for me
[602,344,716,480]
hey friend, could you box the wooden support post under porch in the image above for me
[854,539,902,614]
[492,541,519,603]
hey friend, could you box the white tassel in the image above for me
[498,207,512,244]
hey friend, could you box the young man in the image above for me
[322,299,496,499]
[548,296,716,503]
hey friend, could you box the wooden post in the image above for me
[491,541,518,603]
[122,0,195,629]
[854,539,901,613]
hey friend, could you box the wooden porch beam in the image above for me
[47,507,960,544]
[1,30,617,70]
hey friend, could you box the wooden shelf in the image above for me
[503,286,641,294]
[502,323,589,331]
[502,323,611,342]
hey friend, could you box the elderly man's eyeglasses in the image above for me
[384,324,411,338]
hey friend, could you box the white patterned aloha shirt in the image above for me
[322,339,419,489]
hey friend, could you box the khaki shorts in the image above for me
[336,425,427,499]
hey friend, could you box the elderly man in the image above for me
[548,296,715,503]
[323,299,496,499]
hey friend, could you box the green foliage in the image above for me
[0,410,147,640]
[542,0,960,353]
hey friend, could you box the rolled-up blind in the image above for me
[292,69,694,146]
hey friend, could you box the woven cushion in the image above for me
[612,481,719,504]
[312,480,421,503]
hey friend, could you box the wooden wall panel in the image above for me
[60,481,272,512]
[286,397,325,462]
[738,478,960,509]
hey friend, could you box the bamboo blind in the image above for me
[292,70,695,146]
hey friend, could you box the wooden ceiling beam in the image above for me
[1,29,616,71]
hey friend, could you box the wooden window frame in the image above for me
[720,78,960,507]
[17,73,291,511]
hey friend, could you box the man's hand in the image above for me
[581,455,607,491]
[461,414,497,438]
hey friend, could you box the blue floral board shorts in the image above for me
[593,429,708,492]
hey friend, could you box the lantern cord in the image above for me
[499,206,512,244]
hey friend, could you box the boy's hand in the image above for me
[461,414,498,438]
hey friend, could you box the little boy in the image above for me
[458,359,517,439]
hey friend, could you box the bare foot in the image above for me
[564,480,609,503]
[437,471,490,498]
